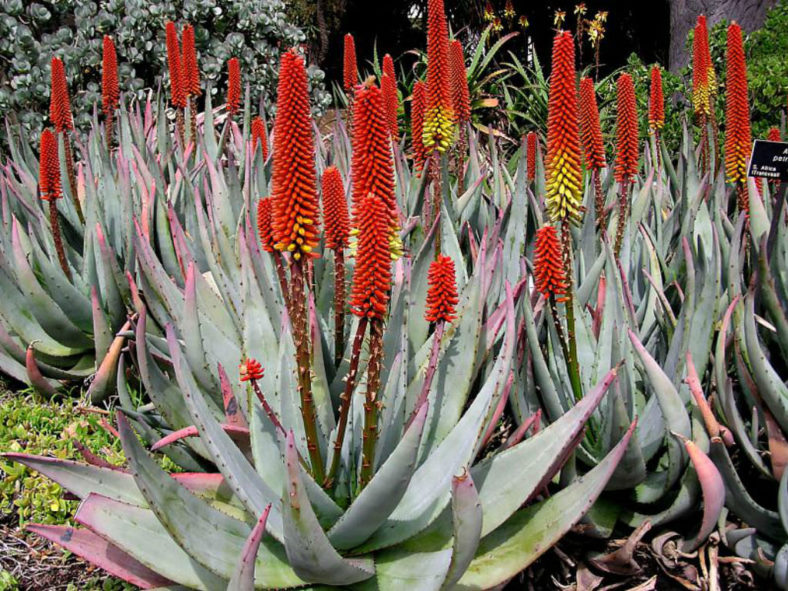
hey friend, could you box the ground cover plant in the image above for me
[0,0,787,589]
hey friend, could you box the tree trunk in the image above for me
[669,0,777,72]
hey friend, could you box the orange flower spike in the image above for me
[39,129,62,202]
[256,197,275,253]
[226,57,242,117]
[544,32,583,224]
[724,22,751,185]
[49,57,74,133]
[239,358,264,382]
[526,131,538,182]
[350,192,393,320]
[271,50,320,260]
[182,24,201,98]
[101,36,119,116]
[423,0,454,153]
[165,22,186,109]
[380,69,400,141]
[251,117,269,160]
[449,39,471,126]
[343,34,358,95]
[351,80,399,229]
[614,73,639,185]
[322,167,350,250]
[768,127,781,142]
[411,80,427,171]
[648,66,665,131]
[534,225,568,303]
[692,16,712,117]
[578,77,606,171]
[425,254,459,324]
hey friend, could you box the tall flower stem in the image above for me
[360,318,384,489]
[62,135,83,225]
[406,320,444,430]
[105,111,115,152]
[560,220,582,401]
[251,380,286,437]
[326,316,367,487]
[49,200,71,280]
[175,108,186,147]
[699,113,709,176]
[428,152,442,255]
[333,249,346,368]
[547,294,571,378]
[593,170,605,231]
[272,252,291,312]
[614,181,631,257]
[189,97,198,143]
[290,260,325,484]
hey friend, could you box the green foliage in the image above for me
[0,389,124,525]
[0,0,329,149]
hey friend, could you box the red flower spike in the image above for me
[251,117,269,160]
[423,0,455,153]
[544,31,583,223]
[49,57,74,132]
[425,254,459,324]
[381,70,399,142]
[182,24,201,98]
[344,34,358,95]
[256,197,275,253]
[449,40,471,126]
[692,16,715,116]
[724,22,751,185]
[322,166,350,250]
[271,50,320,260]
[101,36,119,116]
[352,81,399,230]
[39,129,62,202]
[768,127,781,143]
[614,73,639,185]
[578,77,606,171]
[239,358,264,382]
[526,131,538,182]
[165,22,186,109]
[350,192,392,320]
[411,80,427,171]
[226,58,242,117]
[534,225,568,303]
[648,66,665,131]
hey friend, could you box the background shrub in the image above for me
[0,0,330,150]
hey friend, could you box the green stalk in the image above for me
[326,316,367,487]
[561,220,582,402]
[290,258,325,484]
[333,249,346,368]
[360,319,384,489]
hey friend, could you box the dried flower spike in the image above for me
[322,167,350,250]
[425,254,459,323]
[239,358,264,382]
[350,192,392,319]
[271,50,320,260]
[50,57,74,132]
[102,36,119,116]
[423,0,455,153]
[545,32,582,224]
[534,225,568,302]
[226,57,242,118]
